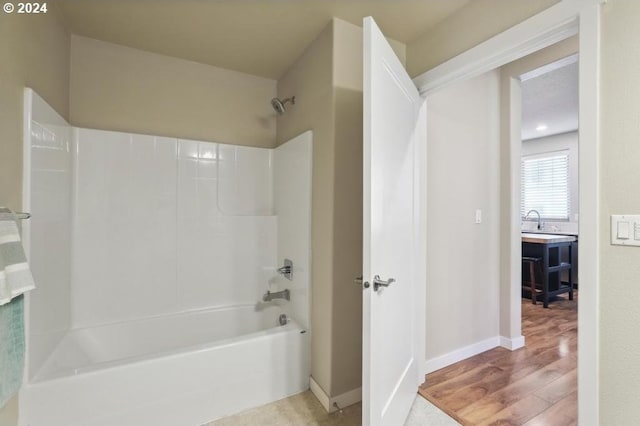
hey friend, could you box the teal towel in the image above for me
[0,295,24,410]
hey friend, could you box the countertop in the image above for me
[521,229,579,237]
[521,233,577,244]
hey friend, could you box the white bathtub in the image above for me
[20,304,310,426]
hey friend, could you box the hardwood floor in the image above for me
[419,293,577,425]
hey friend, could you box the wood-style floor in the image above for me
[419,293,577,426]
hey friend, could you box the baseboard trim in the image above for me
[500,335,525,350]
[424,336,500,374]
[332,386,362,412]
[309,377,362,413]
[309,377,331,412]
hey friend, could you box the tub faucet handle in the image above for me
[278,259,293,280]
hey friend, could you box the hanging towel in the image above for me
[0,207,35,306]
[0,295,25,409]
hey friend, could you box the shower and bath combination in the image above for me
[22,90,313,426]
[271,96,296,114]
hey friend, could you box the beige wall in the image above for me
[333,20,406,92]
[498,36,578,340]
[330,19,366,398]
[426,70,501,360]
[70,35,277,148]
[277,17,406,399]
[330,18,406,397]
[330,86,363,396]
[330,18,363,397]
[600,1,640,423]
[0,8,70,426]
[276,21,335,396]
[0,396,18,426]
[406,0,559,77]
[0,9,70,211]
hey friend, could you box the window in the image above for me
[521,151,570,220]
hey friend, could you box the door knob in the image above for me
[373,275,395,291]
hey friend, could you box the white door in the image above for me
[363,17,426,426]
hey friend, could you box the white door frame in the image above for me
[412,0,601,424]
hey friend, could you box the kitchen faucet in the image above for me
[525,209,542,230]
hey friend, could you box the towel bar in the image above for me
[15,212,31,220]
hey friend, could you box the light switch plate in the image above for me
[611,215,640,246]
[617,221,630,239]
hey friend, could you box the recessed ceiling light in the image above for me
[536,124,548,132]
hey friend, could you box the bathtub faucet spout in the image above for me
[263,289,290,302]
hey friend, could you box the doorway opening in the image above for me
[410,1,600,423]
[519,54,580,422]
[418,46,582,425]
[520,56,579,308]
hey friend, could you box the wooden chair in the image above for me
[522,256,542,305]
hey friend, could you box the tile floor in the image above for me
[207,390,460,425]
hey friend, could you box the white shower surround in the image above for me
[20,89,313,425]
[72,128,279,327]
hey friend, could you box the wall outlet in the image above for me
[475,209,482,224]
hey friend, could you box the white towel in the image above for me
[0,208,35,306]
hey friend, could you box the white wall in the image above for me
[273,131,312,330]
[72,129,277,327]
[23,90,72,380]
[425,70,501,366]
[521,131,579,235]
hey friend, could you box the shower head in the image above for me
[271,96,295,115]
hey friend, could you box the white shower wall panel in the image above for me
[176,139,276,310]
[72,130,276,328]
[72,129,178,327]
[176,215,276,309]
[273,131,312,329]
[217,144,274,215]
[23,89,73,378]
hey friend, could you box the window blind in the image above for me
[521,151,570,220]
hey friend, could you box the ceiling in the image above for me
[521,58,579,141]
[56,0,470,80]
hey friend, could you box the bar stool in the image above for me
[522,256,542,305]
